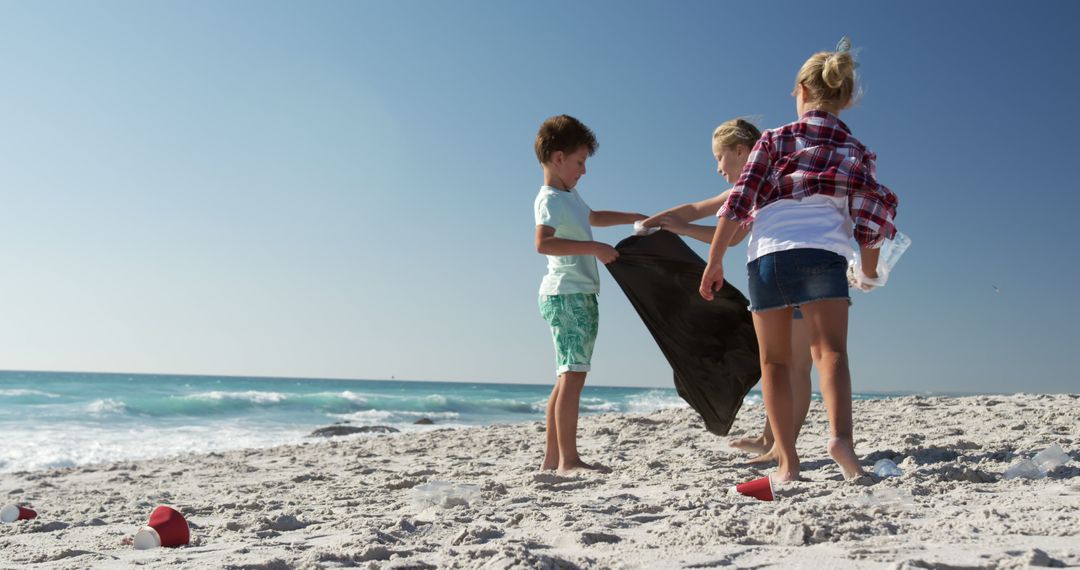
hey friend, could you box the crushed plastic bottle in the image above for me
[1004,444,1072,480]
[1003,459,1043,480]
[873,458,903,478]
[855,487,916,509]
[878,231,912,274]
[848,231,911,291]
[1032,444,1071,474]
[411,480,481,509]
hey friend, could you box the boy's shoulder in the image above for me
[535,185,559,198]
[535,185,583,204]
[534,185,558,207]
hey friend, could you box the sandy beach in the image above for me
[1,393,1078,569]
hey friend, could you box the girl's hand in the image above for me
[699,261,724,300]
[640,213,661,228]
[649,213,690,235]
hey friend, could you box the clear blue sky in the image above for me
[1,1,1077,394]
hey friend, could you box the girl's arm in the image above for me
[849,149,899,254]
[858,247,879,278]
[718,135,775,224]
[589,210,647,227]
[699,216,741,300]
[646,215,750,245]
[642,190,733,227]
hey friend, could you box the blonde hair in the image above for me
[712,119,762,152]
[796,49,857,110]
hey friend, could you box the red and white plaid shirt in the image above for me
[717,110,898,248]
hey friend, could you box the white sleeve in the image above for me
[534,194,561,228]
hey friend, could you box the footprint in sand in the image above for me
[530,473,602,492]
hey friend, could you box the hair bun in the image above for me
[821,51,853,90]
[796,38,859,110]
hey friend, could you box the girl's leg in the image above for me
[799,299,864,479]
[743,316,814,464]
[790,317,814,440]
[750,307,800,482]
[541,380,561,470]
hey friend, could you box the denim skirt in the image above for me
[746,248,850,313]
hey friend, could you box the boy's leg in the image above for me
[555,373,610,473]
[799,299,863,479]
[751,307,800,482]
[540,293,607,474]
[555,371,586,469]
[541,381,560,470]
[554,371,609,474]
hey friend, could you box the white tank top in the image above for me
[746,194,854,263]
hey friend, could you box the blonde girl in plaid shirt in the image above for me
[701,41,898,488]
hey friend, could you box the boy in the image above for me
[533,114,644,474]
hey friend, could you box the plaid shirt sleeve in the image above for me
[848,149,899,248]
[716,132,775,226]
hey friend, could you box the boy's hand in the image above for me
[699,261,724,300]
[593,243,619,264]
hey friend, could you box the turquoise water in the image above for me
[0,370,905,474]
[0,370,695,473]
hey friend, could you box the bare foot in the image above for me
[729,436,771,456]
[770,469,801,484]
[744,448,779,465]
[540,452,559,471]
[827,436,865,480]
[557,459,612,475]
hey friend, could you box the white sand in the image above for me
[1,394,1078,569]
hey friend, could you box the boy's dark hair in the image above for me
[534,115,598,164]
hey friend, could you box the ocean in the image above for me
[0,370,701,474]
[0,370,894,474]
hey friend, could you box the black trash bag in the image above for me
[606,230,760,436]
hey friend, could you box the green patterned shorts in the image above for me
[538,293,599,375]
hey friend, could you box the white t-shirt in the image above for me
[534,186,599,295]
[745,194,854,263]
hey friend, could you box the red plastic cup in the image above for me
[133,506,190,549]
[734,475,774,501]
[0,504,37,523]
